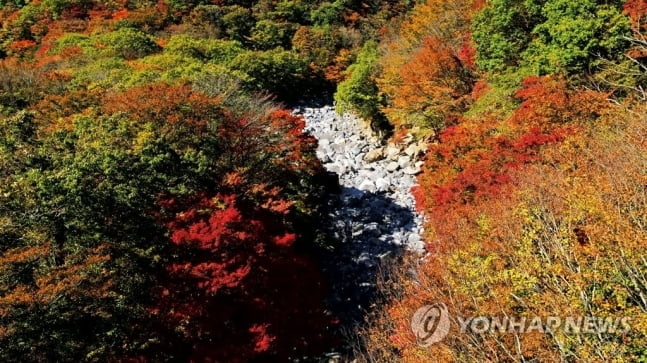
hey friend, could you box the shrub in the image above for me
[334,41,389,131]
[230,48,307,100]
[96,27,160,60]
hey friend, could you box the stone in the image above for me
[385,161,399,172]
[402,134,414,145]
[342,188,364,200]
[385,145,400,160]
[358,179,376,193]
[397,155,410,169]
[319,153,331,164]
[405,143,425,157]
[375,177,391,191]
[403,165,421,175]
[349,147,362,156]
[363,147,385,163]
[301,104,426,270]
[331,143,345,155]
[407,234,421,244]
[325,162,346,175]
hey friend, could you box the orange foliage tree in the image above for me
[376,0,481,133]
[381,36,474,132]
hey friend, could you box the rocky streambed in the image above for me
[293,105,427,327]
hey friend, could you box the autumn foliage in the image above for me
[375,0,478,133]
[381,36,473,132]
[155,189,335,361]
[378,99,647,362]
[0,42,335,360]
[1,0,646,360]
[359,3,646,357]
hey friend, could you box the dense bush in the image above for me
[97,27,161,60]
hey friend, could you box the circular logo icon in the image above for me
[411,303,450,347]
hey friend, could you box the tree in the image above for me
[524,0,631,74]
[376,0,477,134]
[380,36,474,133]
[472,0,543,71]
[334,41,391,133]
[249,20,295,50]
[0,112,173,361]
[365,77,647,361]
[0,80,333,360]
[473,0,632,75]
[156,189,336,361]
[97,27,161,60]
[0,60,42,112]
[230,48,307,100]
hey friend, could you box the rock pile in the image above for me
[296,105,427,253]
[293,105,428,359]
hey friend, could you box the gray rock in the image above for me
[403,165,421,175]
[350,147,362,156]
[375,177,391,191]
[408,234,421,244]
[385,146,400,160]
[331,143,345,155]
[300,104,426,265]
[357,168,375,179]
[358,179,376,193]
[386,161,399,172]
[325,162,346,175]
[397,155,410,169]
[319,153,332,164]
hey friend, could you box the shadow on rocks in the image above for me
[319,186,414,331]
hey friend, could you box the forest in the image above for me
[0,0,645,361]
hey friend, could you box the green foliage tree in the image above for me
[310,0,348,26]
[249,20,295,50]
[230,48,307,100]
[334,41,389,132]
[97,27,161,60]
[473,0,631,75]
[221,5,254,43]
[472,0,544,72]
[0,111,173,361]
[0,0,27,8]
[164,34,244,64]
[524,0,631,74]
